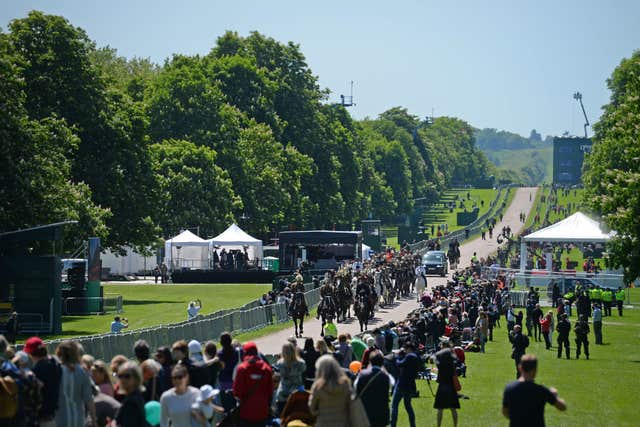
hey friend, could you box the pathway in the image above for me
[252,187,539,354]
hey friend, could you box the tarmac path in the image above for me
[252,187,538,354]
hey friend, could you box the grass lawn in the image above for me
[43,283,271,341]
[421,188,499,233]
[396,289,640,427]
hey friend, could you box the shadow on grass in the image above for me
[123,300,180,305]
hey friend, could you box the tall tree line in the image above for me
[0,11,493,252]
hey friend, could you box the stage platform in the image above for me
[171,269,277,284]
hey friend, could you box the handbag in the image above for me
[453,375,462,392]
[349,370,383,427]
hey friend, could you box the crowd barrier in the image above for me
[45,284,323,361]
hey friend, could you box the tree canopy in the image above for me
[583,49,640,282]
[0,11,495,251]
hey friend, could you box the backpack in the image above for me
[0,375,18,419]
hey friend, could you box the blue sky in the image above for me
[2,0,639,138]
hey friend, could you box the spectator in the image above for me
[110,316,128,334]
[390,342,421,427]
[274,342,306,415]
[81,354,95,372]
[93,385,121,427]
[232,341,273,426]
[203,341,223,388]
[172,340,209,389]
[191,385,222,427]
[187,300,203,321]
[91,360,115,397]
[55,340,97,427]
[160,364,199,427]
[301,338,320,389]
[110,355,129,401]
[154,346,174,396]
[141,359,162,402]
[336,334,353,369]
[502,354,567,426]
[134,340,151,364]
[355,350,391,427]
[217,332,243,413]
[309,355,351,427]
[113,361,147,427]
[24,336,62,427]
[433,347,459,427]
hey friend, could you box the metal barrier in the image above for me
[46,281,324,361]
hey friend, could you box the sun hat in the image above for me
[197,384,220,402]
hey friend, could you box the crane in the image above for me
[573,92,590,138]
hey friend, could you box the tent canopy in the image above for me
[164,230,209,270]
[523,212,613,243]
[209,224,263,260]
[209,223,261,245]
[166,230,209,246]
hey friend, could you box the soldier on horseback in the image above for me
[288,288,309,338]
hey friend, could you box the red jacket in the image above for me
[233,356,273,422]
[540,317,551,333]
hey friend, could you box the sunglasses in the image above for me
[118,373,132,380]
[172,374,186,380]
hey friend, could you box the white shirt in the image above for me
[160,386,199,427]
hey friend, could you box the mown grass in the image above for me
[396,288,640,426]
[42,283,271,341]
[421,188,499,233]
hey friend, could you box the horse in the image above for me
[288,291,309,338]
[317,295,337,337]
[354,293,373,332]
[336,279,353,322]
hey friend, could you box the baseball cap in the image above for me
[243,342,258,356]
[24,336,44,355]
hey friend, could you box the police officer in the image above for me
[556,314,571,360]
[615,287,626,316]
[592,304,603,345]
[574,314,590,360]
[601,288,613,317]
[592,286,602,307]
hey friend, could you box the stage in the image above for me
[170,269,277,284]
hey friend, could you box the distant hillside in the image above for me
[475,128,553,185]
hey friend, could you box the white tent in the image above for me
[523,212,613,243]
[208,223,263,262]
[164,230,209,270]
[520,212,613,272]
[361,244,372,260]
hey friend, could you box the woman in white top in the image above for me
[160,364,199,427]
[55,340,97,427]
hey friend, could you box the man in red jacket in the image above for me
[232,341,273,427]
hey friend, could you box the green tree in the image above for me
[8,11,159,251]
[150,140,240,238]
[583,50,640,282]
[0,31,109,248]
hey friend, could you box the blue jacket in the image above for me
[395,352,422,393]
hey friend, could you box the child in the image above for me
[191,385,223,426]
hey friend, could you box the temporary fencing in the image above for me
[45,285,322,361]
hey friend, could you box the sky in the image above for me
[2,0,639,138]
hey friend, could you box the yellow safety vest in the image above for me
[602,291,613,302]
[616,289,625,301]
